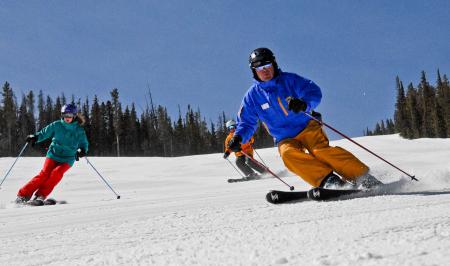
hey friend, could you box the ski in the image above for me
[22,198,67,206]
[43,198,67,205]
[266,190,309,204]
[227,176,262,183]
[307,187,362,201]
[26,199,44,206]
[266,187,363,204]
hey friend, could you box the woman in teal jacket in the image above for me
[16,103,89,205]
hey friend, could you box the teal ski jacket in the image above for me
[35,119,89,166]
[235,71,322,144]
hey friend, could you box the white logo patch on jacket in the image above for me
[261,103,270,110]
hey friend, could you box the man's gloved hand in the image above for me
[228,135,242,152]
[25,134,37,147]
[223,151,230,159]
[286,97,307,113]
[76,148,87,161]
[311,111,322,122]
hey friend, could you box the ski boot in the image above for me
[356,173,383,190]
[320,172,351,189]
[15,195,30,205]
[244,172,260,181]
[28,195,46,206]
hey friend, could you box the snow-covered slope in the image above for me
[1,134,449,265]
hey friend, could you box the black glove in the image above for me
[223,151,230,159]
[228,135,242,152]
[76,148,87,161]
[286,97,307,113]
[311,111,322,122]
[26,134,37,147]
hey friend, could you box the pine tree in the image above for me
[17,95,29,141]
[435,70,449,137]
[172,106,186,156]
[129,104,141,155]
[120,106,131,155]
[1,82,17,154]
[364,127,373,136]
[26,91,36,132]
[0,89,4,155]
[208,121,219,153]
[394,77,411,137]
[157,106,173,156]
[405,83,421,138]
[443,75,450,136]
[53,96,62,121]
[89,96,102,155]
[419,71,436,137]
[81,97,91,147]
[44,96,54,125]
[185,105,198,154]
[386,119,395,134]
[110,88,122,156]
[37,90,46,130]
[216,112,228,152]
[380,120,386,134]
[374,122,382,135]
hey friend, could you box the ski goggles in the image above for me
[254,63,273,71]
[62,113,75,118]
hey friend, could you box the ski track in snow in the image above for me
[0,135,450,266]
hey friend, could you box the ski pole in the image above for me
[0,142,29,189]
[226,158,245,178]
[85,157,121,199]
[241,151,294,191]
[303,112,418,181]
[252,148,268,167]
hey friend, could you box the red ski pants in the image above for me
[18,158,71,199]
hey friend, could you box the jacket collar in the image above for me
[60,119,78,130]
[253,69,283,92]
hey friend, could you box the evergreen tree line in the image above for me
[0,82,274,157]
[365,70,450,139]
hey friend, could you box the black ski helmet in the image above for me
[61,103,78,115]
[248,47,279,81]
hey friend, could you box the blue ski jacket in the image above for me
[35,119,89,166]
[235,71,322,144]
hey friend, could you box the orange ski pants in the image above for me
[278,120,369,187]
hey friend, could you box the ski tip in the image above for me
[46,198,67,205]
[44,198,57,205]
[266,191,281,204]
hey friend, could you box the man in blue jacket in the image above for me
[228,47,382,189]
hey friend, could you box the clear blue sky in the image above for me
[1,0,449,138]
